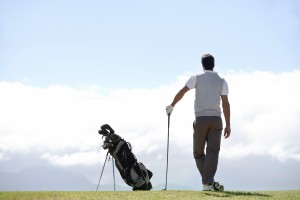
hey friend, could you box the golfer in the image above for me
[166,54,231,191]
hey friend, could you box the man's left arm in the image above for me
[221,95,231,139]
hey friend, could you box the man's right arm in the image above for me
[166,76,195,115]
[221,95,231,138]
[170,86,190,107]
[166,86,190,115]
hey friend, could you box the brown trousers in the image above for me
[193,116,222,185]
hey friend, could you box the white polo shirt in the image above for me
[185,70,229,117]
[186,70,229,95]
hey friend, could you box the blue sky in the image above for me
[1,0,299,88]
[1,0,300,191]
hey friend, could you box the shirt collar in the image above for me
[203,70,217,73]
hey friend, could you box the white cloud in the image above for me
[223,70,300,161]
[41,151,102,167]
[1,70,300,169]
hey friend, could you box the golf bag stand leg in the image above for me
[112,157,116,191]
[96,151,110,191]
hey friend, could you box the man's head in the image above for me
[201,54,214,70]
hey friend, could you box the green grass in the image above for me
[0,190,299,200]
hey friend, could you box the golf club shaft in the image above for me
[164,114,170,190]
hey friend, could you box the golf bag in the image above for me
[98,124,153,190]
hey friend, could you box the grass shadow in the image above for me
[224,191,271,197]
[204,191,271,198]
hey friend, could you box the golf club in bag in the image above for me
[97,124,153,191]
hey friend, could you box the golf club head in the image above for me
[98,124,115,136]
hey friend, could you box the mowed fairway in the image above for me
[0,190,300,200]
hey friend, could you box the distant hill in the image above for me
[0,166,195,191]
[0,166,96,191]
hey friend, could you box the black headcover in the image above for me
[98,124,114,136]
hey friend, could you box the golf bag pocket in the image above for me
[131,162,153,190]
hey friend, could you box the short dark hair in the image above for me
[201,54,214,70]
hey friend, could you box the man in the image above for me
[166,54,231,191]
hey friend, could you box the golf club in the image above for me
[163,113,171,190]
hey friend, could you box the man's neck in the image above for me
[202,67,214,72]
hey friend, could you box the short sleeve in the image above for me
[221,79,229,95]
[185,76,197,89]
